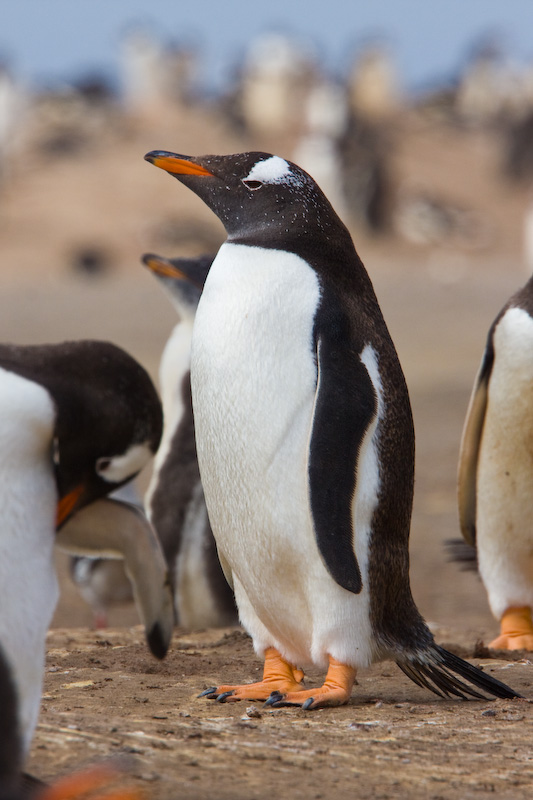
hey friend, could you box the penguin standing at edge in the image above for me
[0,340,172,761]
[142,252,237,628]
[145,149,521,707]
[458,275,533,650]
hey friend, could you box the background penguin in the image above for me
[0,339,172,762]
[68,481,141,629]
[145,149,521,707]
[67,254,237,632]
[142,252,238,629]
[458,275,533,650]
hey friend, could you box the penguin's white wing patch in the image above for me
[458,355,490,546]
[96,443,153,483]
[245,156,297,185]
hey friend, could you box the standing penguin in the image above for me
[458,276,533,650]
[0,340,172,759]
[142,252,237,629]
[145,150,521,707]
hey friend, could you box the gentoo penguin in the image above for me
[68,481,141,629]
[145,149,521,707]
[458,276,533,650]
[142,252,237,628]
[69,555,134,628]
[0,340,172,760]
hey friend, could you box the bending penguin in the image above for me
[458,276,533,650]
[0,340,173,761]
[145,149,521,707]
[142,252,237,629]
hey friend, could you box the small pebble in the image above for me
[245,705,262,719]
[481,708,497,717]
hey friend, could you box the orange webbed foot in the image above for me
[264,656,356,710]
[489,607,533,651]
[36,766,143,800]
[198,647,305,702]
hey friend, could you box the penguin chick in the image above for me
[458,276,533,650]
[145,149,521,708]
[0,340,170,760]
[67,482,141,629]
[69,555,134,628]
[142,252,238,629]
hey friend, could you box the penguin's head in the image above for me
[52,341,163,529]
[144,151,349,247]
[0,341,163,531]
[141,252,212,316]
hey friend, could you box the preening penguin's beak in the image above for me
[56,484,86,529]
[144,151,214,177]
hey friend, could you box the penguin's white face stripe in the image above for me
[244,156,302,187]
[96,442,152,483]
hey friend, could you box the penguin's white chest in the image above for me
[475,307,533,617]
[191,243,375,668]
[191,243,320,530]
[0,368,59,756]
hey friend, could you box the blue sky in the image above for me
[2,0,533,94]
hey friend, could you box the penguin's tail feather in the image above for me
[444,538,478,572]
[396,645,523,700]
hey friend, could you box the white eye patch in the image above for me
[96,442,153,483]
[244,155,298,185]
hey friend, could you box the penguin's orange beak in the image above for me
[144,151,214,177]
[141,253,188,281]
[56,484,85,529]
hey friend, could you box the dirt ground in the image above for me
[1,102,532,796]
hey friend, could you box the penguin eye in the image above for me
[96,457,112,474]
[242,179,263,191]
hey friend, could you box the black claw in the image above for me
[263,691,284,707]
[198,687,218,698]
[302,697,315,710]
[216,690,235,703]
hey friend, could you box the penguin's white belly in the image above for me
[0,369,58,757]
[191,243,374,668]
[477,307,533,617]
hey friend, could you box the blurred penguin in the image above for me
[458,277,533,650]
[143,252,237,629]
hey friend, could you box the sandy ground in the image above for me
[0,103,532,796]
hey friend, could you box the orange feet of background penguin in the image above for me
[199,648,357,710]
[490,606,533,651]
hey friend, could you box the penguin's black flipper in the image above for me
[397,645,523,700]
[308,315,378,595]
